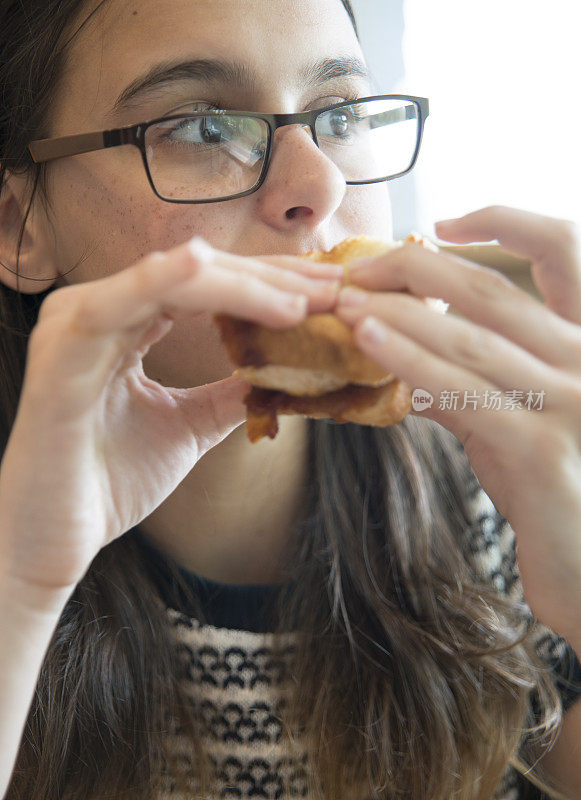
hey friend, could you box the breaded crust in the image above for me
[214,234,444,441]
[214,313,393,387]
[303,234,404,278]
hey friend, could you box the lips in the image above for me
[227,237,342,258]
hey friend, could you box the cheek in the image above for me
[46,162,240,386]
[46,155,247,284]
[142,309,235,388]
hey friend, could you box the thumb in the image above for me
[166,374,251,453]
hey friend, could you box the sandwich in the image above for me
[214,234,446,442]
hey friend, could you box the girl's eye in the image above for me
[328,110,351,136]
[168,117,225,144]
[157,101,227,145]
[316,102,368,141]
[318,108,357,138]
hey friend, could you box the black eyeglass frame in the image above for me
[28,94,429,204]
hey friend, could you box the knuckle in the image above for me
[215,262,263,292]
[557,220,580,253]
[57,286,111,336]
[400,241,419,258]
[28,289,78,355]
[524,421,571,473]
[37,285,71,321]
[68,298,99,333]
[387,244,409,278]
[466,265,515,303]
[132,260,162,297]
[479,205,506,224]
[237,271,270,295]
[134,251,172,291]
[547,315,581,371]
[142,245,204,291]
[187,236,212,263]
[144,250,167,267]
[27,318,51,354]
[132,248,194,300]
[204,264,255,297]
[37,285,88,331]
[449,324,491,368]
[540,220,580,261]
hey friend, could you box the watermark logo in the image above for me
[411,389,546,412]
[412,389,434,412]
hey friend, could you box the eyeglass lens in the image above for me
[144,98,419,202]
[315,98,419,182]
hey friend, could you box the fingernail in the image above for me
[338,287,369,306]
[359,316,388,345]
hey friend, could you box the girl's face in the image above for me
[40,0,393,388]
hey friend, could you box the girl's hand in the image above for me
[335,206,581,644]
[0,237,342,598]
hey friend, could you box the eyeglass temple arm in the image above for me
[368,103,427,130]
[28,127,135,164]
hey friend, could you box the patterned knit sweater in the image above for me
[135,482,581,800]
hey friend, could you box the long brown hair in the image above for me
[0,1,570,797]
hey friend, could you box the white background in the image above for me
[353,0,581,236]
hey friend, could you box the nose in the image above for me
[254,123,346,232]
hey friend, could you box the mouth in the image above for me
[232,238,339,259]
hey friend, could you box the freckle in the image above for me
[132,10,138,15]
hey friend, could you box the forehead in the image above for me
[53,0,361,128]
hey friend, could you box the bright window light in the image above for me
[401,0,581,228]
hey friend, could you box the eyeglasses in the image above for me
[28,94,429,204]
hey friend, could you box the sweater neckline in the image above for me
[132,528,285,633]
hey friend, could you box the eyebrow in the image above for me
[108,55,372,116]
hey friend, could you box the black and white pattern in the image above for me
[154,483,580,799]
[159,615,308,799]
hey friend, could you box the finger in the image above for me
[165,374,251,452]
[435,206,581,324]
[435,205,575,259]
[28,238,314,404]
[202,250,341,312]
[346,243,581,372]
[350,314,534,451]
[260,254,345,279]
[57,237,312,339]
[336,289,560,396]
